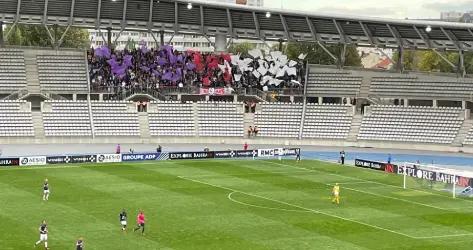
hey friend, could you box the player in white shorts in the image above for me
[35,220,49,249]
[43,179,50,201]
[119,209,128,231]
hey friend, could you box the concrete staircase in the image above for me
[23,50,41,94]
[357,76,372,98]
[138,113,151,142]
[193,103,199,136]
[31,111,45,139]
[244,113,255,137]
[452,119,473,146]
[347,114,363,142]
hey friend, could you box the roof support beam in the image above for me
[317,41,338,63]
[413,25,432,48]
[174,1,178,33]
[386,24,402,46]
[440,27,460,50]
[396,46,404,73]
[43,24,56,48]
[306,17,317,41]
[280,14,290,40]
[253,12,260,38]
[15,0,21,21]
[359,21,375,45]
[113,29,124,45]
[121,0,128,29]
[226,9,234,38]
[5,0,21,41]
[147,0,153,30]
[148,31,159,47]
[467,29,473,39]
[433,49,457,70]
[339,43,347,68]
[332,19,347,43]
[458,49,466,77]
[95,0,102,29]
[56,24,71,48]
[69,0,76,25]
[43,0,49,24]
[200,5,205,34]
[458,50,466,77]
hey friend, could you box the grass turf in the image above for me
[1,159,473,249]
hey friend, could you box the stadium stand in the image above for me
[255,102,303,138]
[302,104,353,139]
[197,102,244,137]
[0,101,34,137]
[91,101,140,136]
[463,127,473,145]
[37,52,88,93]
[306,71,362,97]
[370,77,473,100]
[358,105,464,144]
[148,101,195,137]
[42,101,92,137]
[88,45,303,94]
[0,49,27,93]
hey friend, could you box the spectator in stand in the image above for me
[88,45,305,96]
[253,126,259,137]
[143,101,148,112]
[250,102,256,113]
[387,154,392,164]
[247,126,253,137]
[157,145,162,153]
[129,148,134,154]
[116,144,121,154]
[243,142,248,150]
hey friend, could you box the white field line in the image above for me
[180,175,473,239]
[178,170,317,179]
[324,184,452,211]
[227,191,311,213]
[265,161,473,204]
[178,175,415,239]
[327,181,373,185]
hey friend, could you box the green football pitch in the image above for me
[2,159,473,250]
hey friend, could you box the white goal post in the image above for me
[400,162,473,198]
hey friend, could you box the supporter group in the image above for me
[87,43,305,97]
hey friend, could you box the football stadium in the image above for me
[1,0,473,249]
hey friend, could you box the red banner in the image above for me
[199,88,226,96]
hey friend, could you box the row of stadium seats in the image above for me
[2,100,473,146]
[0,49,88,94]
[358,106,464,144]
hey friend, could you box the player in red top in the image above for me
[133,210,145,235]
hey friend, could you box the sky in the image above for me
[262,0,473,19]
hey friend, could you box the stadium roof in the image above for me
[1,0,473,51]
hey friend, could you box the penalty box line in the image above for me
[177,175,416,239]
[265,161,473,207]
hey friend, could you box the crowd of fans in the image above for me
[88,43,305,96]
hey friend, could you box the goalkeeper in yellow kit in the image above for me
[332,183,340,205]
